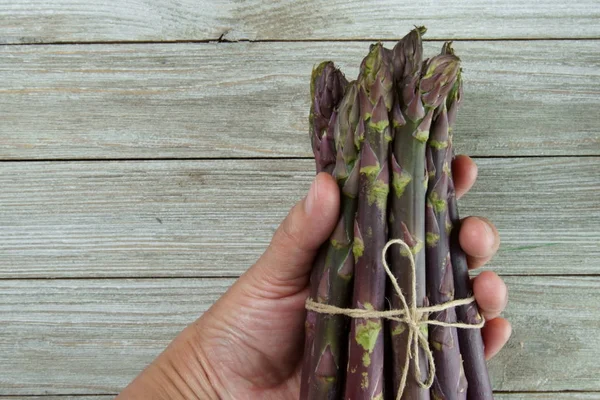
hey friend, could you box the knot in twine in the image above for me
[305,239,485,400]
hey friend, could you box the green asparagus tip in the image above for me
[420,54,460,108]
[415,25,427,36]
[447,68,463,102]
[359,42,388,84]
[422,54,460,81]
[442,41,455,56]
[361,44,379,77]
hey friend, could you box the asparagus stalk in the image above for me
[387,26,431,400]
[305,82,361,399]
[442,42,494,400]
[388,32,465,398]
[300,62,348,400]
[425,53,467,398]
[344,43,393,400]
[309,61,349,174]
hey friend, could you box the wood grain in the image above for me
[488,277,600,391]
[0,276,597,394]
[1,41,598,159]
[0,158,598,278]
[0,278,231,395]
[1,0,599,43]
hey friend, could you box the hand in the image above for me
[117,155,510,400]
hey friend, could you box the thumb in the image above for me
[246,172,340,296]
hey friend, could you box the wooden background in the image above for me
[1,1,599,398]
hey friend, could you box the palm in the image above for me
[197,276,310,400]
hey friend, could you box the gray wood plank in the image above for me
[1,0,599,43]
[0,276,597,394]
[0,158,598,278]
[0,278,231,395]
[1,41,598,159]
[488,277,600,391]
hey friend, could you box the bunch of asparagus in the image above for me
[300,27,492,400]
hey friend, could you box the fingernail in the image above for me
[480,218,496,253]
[304,177,318,214]
[482,218,494,236]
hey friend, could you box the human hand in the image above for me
[117,155,510,400]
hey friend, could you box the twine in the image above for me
[305,238,485,400]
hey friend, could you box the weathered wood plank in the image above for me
[1,0,599,43]
[0,278,231,395]
[488,277,600,391]
[0,158,598,278]
[1,41,598,159]
[0,276,597,394]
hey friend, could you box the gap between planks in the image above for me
[2,37,600,47]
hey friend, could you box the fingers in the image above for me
[482,317,512,360]
[453,155,510,359]
[248,172,340,296]
[473,271,508,320]
[459,216,500,269]
[453,155,500,269]
[474,271,511,360]
[452,154,477,200]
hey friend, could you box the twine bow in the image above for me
[305,238,485,400]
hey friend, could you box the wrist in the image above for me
[117,326,220,400]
